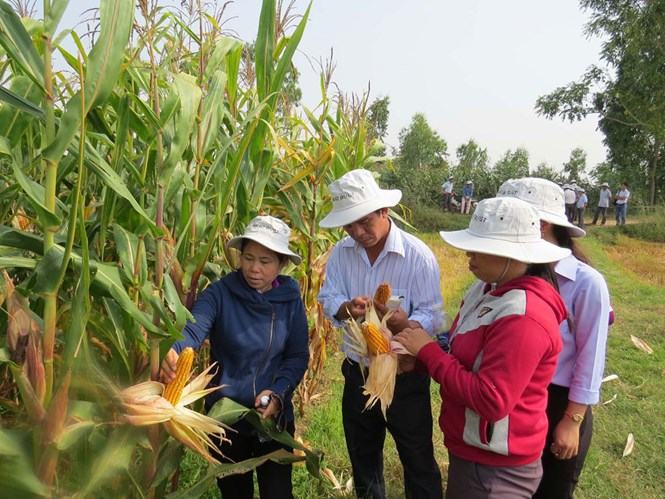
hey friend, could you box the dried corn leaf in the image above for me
[601,374,619,384]
[321,467,342,490]
[602,394,617,406]
[630,335,653,354]
[345,477,354,494]
[622,433,635,457]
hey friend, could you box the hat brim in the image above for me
[319,190,402,228]
[227,235,302,265]
[537,210,586,237]
[439,229,571,264]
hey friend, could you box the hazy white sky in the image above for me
[54,0,607,170]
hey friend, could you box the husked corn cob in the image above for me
[374,282,391,305]
[163,347,195,404]
[361,322,390,355]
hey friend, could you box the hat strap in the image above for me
[491,259,512,287]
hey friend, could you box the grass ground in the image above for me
[180,217,665,498]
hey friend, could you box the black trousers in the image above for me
[341,359,443,499]
[533,384,593,499]
[591,206,607,224]
[214,420,295,499]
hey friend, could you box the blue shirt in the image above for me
[576,193,588,209]
[462,184,474,197]
[552,255,611,404]
[318,221,444,362]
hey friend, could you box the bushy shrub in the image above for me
[619,223,665,243]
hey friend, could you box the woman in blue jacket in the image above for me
[161,215,309,499]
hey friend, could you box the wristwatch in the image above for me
[564,411,584,424]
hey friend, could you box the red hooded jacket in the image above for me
[418,275,566,466]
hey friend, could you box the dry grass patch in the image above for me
[603,234,665,287]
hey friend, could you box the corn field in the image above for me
[0,0,382,496]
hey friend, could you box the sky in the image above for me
[51,0,607,170]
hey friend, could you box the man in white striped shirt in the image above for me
[318,169,444,499]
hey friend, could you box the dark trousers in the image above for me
[341,359,443,499]
[533,384,593,499]
[591,206,608,224]
[214,420,295,499]
[446,453,542,499]
[576,207,585,227]
[565,204,575,222]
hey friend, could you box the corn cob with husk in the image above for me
[345,300,398,418]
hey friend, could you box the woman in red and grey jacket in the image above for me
[395,197,570,499]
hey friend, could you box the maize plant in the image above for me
[0,0,382,495]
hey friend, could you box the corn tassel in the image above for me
[163,347,195,404]
[374,282,391,305]
[361,322,390,355]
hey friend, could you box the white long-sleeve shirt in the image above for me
[318,221,444,362]
[553,255,611,404]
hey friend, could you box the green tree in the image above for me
[397,113,447,170]
[535,0,665,204]
[367,95,390,142]
[563,147,587,183]
[491,148,530,193]
[532,162,563,183]
[453,139,492,198]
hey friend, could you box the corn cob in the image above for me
[163,347,195,404]
[374,282,391,305]
[361,322,390,355]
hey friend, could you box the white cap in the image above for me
[227,215,301,265]
[497,177,586,237]
[320,169,402,228]
[439,197,571,264]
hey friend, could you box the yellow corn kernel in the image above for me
[361,322,390,355]
[163,347,195,404]
[374,282,391,305]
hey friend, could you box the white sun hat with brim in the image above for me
[600,182,610,188]
[227,215,302,265]
[319,169,402,228]
[439,197,571,264]
[497,177,586,237]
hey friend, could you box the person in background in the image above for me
[394,196,570,499]
[497,178,611,499]
[563,184,576,222]
[591,182,611,225]
[461,180,474,215]
[318,168,444,499]
[441,176,454,212]
[575,188,588,228]
[161,215,309,499]
[615,181,630,225]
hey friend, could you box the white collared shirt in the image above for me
[553,254,611,404]
[318,221,444,362]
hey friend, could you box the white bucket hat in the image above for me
[227,215,301,265]
[320,169,402,228]
[497,177,586,237]
[439,197,571,264]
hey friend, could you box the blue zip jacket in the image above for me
[172,270,309,423]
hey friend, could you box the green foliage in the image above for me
[536,0,665,204]
[397,113,448,171]
[563,147,587,183]
[367,95,390,142]
[617,222,665,243]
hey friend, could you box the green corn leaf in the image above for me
[82,143,157,232]
[0,428,49,497]
[0,225,43,253]
[45,0,70,34]
[200,70,227,158]
[161,73,201,183]
[269,3,311,100]
[0,1,44,89]
[255,0,276,102]
[44,0,134,161]
[0,84,44,119]
[12,159,61,229]
[112,223,146,285]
